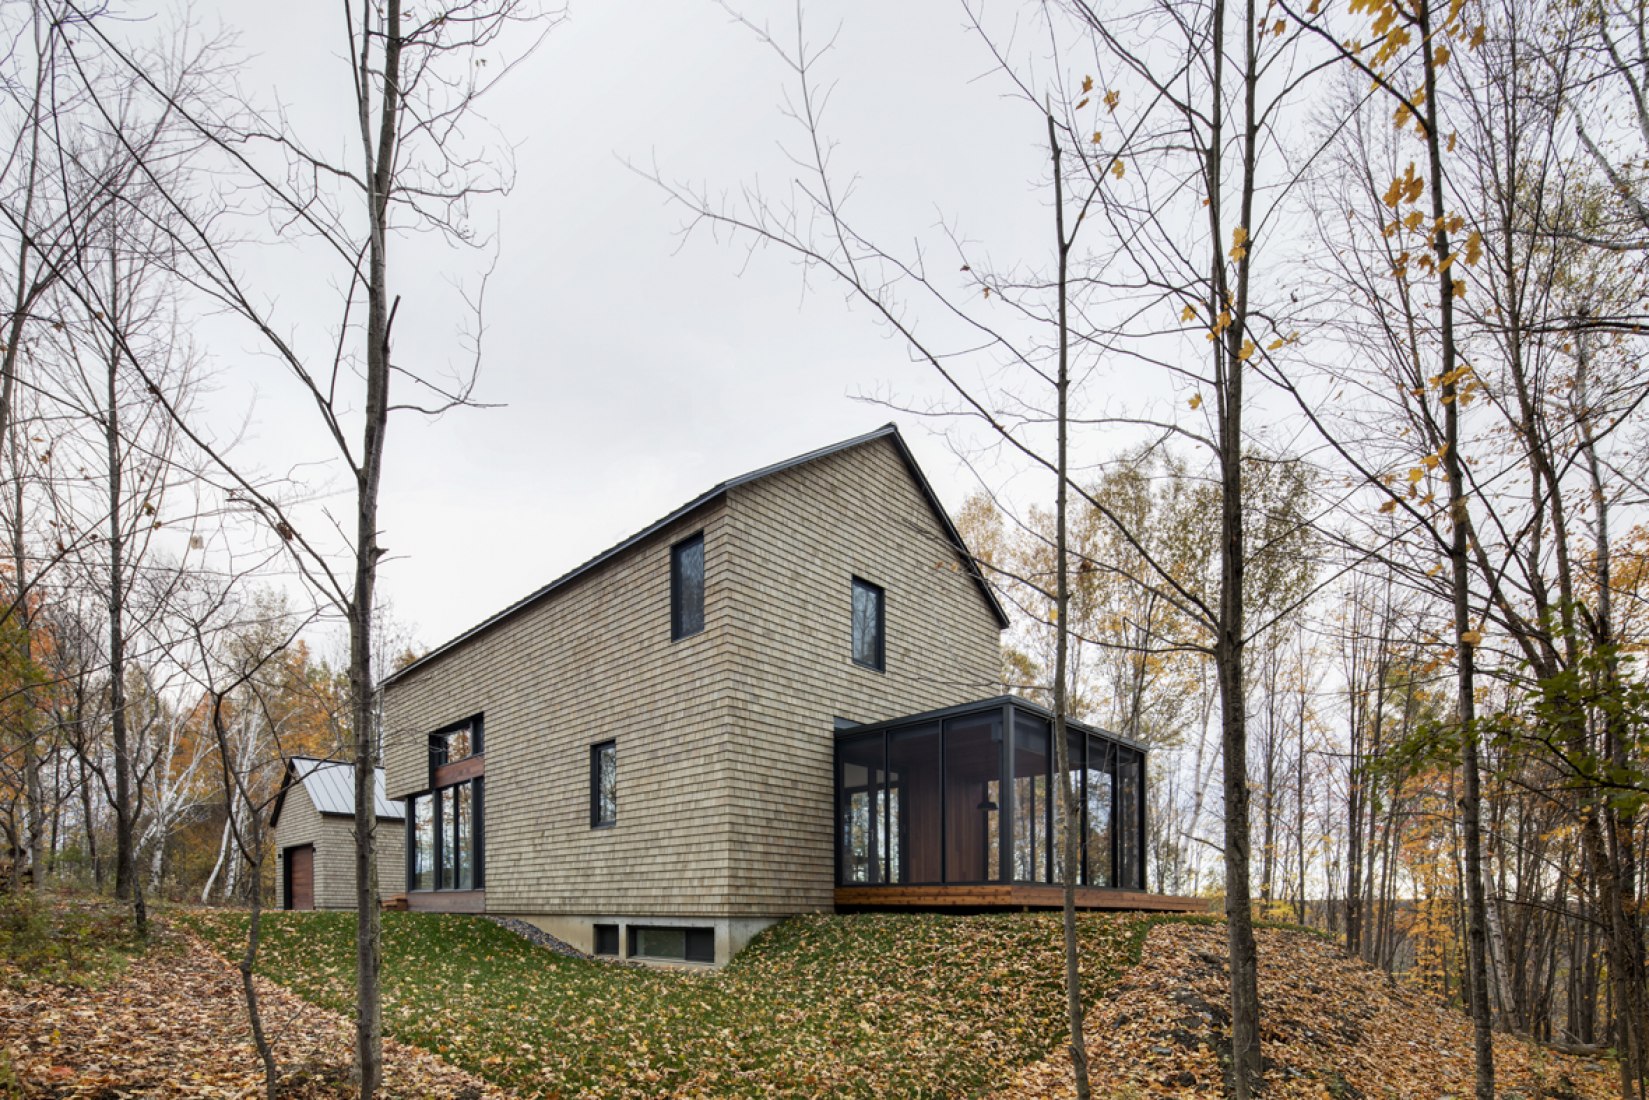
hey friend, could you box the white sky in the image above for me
[184,0,1124,651]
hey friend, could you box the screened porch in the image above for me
[834,697,1192,911]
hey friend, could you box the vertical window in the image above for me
[1084,739,1114,887]
[1011,716,1051,883]
[449,783,473,890]
[591,740,617,827]
[851,577,885,670]
[408,781,482,892]
[593,924,619,957]
[1117,748,1144,890]
[411,794,435,891]
[671,533,705,639]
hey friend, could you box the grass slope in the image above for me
[186,909,1171,1098]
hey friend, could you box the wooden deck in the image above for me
[834,884,1207,913]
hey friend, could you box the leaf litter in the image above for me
[1002,920,1619,1099]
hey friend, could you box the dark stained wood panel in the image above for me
[433,754,485,787]
[834,884,1206,913]
[287,846,315,911]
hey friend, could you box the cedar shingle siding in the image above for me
[381,433,1002,925]
[274,779,406,910]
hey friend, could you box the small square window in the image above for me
[591,740,617,827]
[430,720,480,771]
[671,533,705,640]
[851,577,885,671]
[593,923,619,957]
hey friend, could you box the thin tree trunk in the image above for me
[1047,109,1092,1100]
[1206,0,1262,1085]
[104,251,145,938]
[1415,0,1491,1086]
[351,2,404,1090]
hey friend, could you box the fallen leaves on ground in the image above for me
[1003,920,1619,1099]
[187,909,1161,1099]
[0,918,507,1098]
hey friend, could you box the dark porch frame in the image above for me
[834,696,1149,894]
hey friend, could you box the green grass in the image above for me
[185,908,1189,1099]
[0,891,146,988]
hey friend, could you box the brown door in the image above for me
[286,845,315,911]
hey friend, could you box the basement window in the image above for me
[593,924,619,957]
[628,925,714,964]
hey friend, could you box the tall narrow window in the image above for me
[591,740,617,827]
[851,577,885,670]
[671,533,705,639]
[411,794,435,891]
[449,783,473,890]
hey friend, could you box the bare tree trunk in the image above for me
[350,2,405,1090]
[1207,0,1262,1085]
[103,251,145,938]
[1413,0,1492,1086]
[241,880,278,1100]
[1046,109,1092,1100]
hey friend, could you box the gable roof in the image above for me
[269,757,405,829]
[383,423,1010,688]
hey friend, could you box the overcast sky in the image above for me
[176,0,1116,652]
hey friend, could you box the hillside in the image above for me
[1,902,1621,1098]
[1007,921,1617,1099]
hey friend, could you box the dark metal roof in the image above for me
[269,757,404,829]
[383,423,1010,687]
[833,694,1151,754]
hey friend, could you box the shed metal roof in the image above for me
[273,757,404,827]
[383,423,1010,687]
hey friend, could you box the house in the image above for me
[379,424,1169,966]
[271,757,406,911]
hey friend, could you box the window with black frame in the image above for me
[408,780,483,891]
[671,533,705,640]
[851,577,884,670]
[591,740,617,827]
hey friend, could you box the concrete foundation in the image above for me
[516,913,780,967]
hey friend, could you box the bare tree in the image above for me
[56,0,551,1086]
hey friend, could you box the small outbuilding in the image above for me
[271,757,406,910]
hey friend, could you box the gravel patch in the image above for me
[482,915,589,958]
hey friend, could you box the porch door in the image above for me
[286,845,315,911]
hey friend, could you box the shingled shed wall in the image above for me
[382,501,738,916]
[273,780,407,910]
[720,436,1003,915]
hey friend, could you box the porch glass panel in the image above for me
[1011,714,1051,883]
[1084,737,1114,887]
[838,733,888,884]
[887,723,940,884]
[943,711,1002,883]
[1117,747,1143,889]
